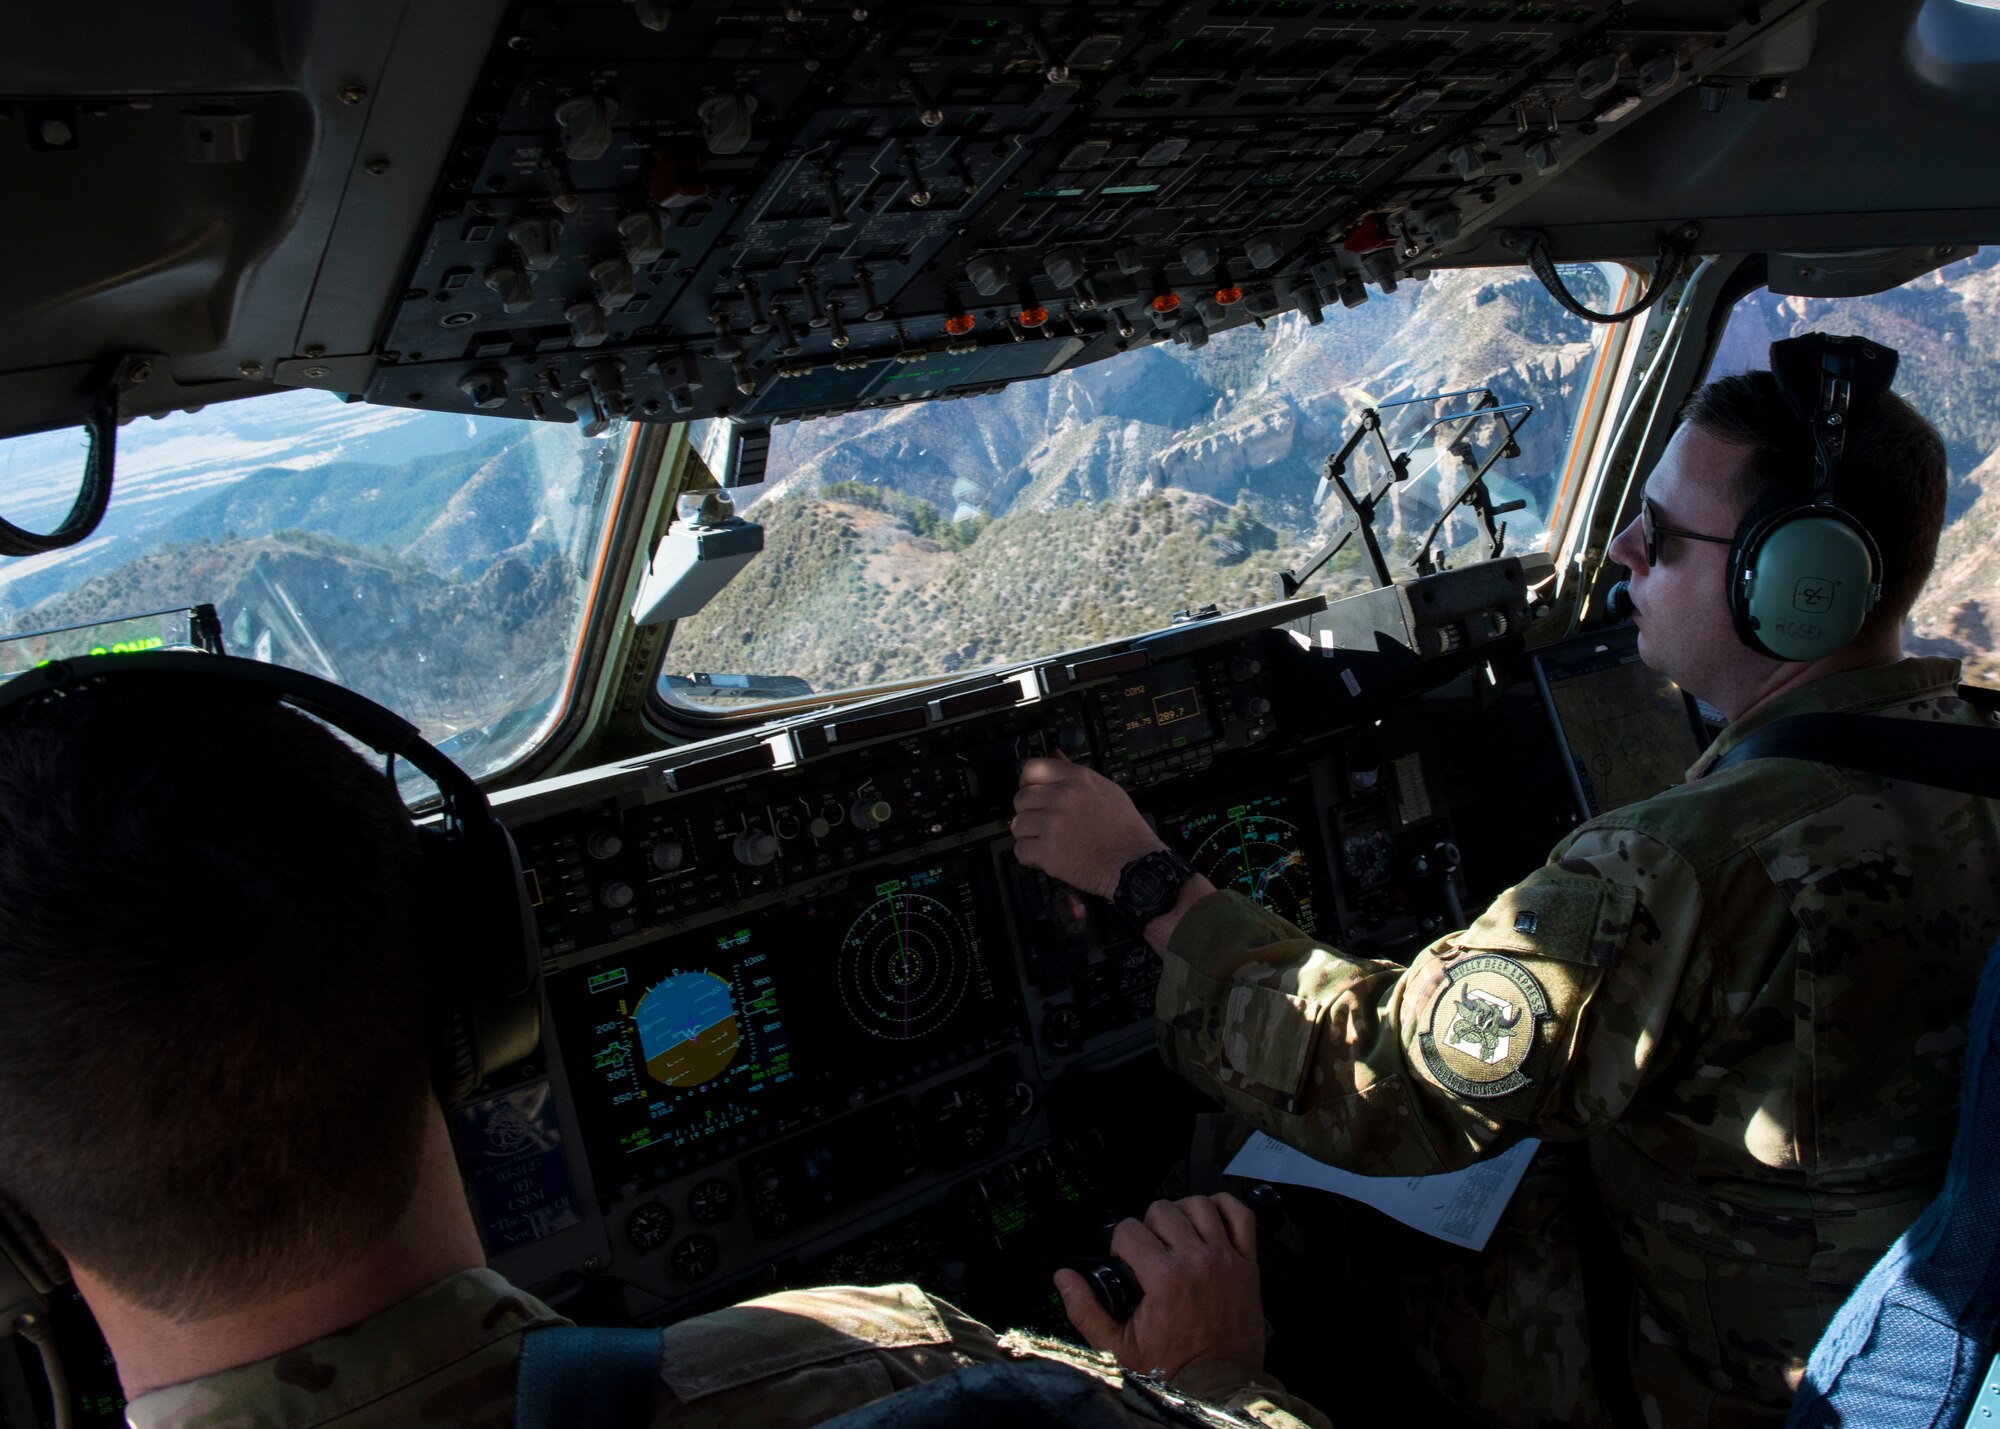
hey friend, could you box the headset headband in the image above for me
[1767,333,1899,504]
[0,651,479,818]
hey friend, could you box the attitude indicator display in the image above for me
[637,971,741,1087]
[551,920,806,1169]
[1166,787,1323,935]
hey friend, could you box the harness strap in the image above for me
[513,1324,663,1429]
[1704,712,2000,798]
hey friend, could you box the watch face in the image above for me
[1129,868,1165,907]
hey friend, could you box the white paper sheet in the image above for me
[1223,1131,1541,1252]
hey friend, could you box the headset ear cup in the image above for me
[1728,491,1793,656]
[1731,499,1879,662]
[417,829,482,1105]
[418,819,541,1107]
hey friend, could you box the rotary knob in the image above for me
[650,840,685,872]
[1044,1007,1084,1052]
[849,797,894,831]
[1230,656,1263,681]
[1243,696,1273,718]
[734,829,780,867]
[587,830,624,860]
[599,881,636,910]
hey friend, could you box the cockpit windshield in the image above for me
[0,391,631,781]
[659,262,1630,713]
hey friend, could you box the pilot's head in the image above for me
[0,681,434,1320]
[1607,365,1949,715]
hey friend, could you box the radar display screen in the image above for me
[797,858,1019,1083]
[1100,658,1215,761]
[1163,784,1326,935]
[550,920,807,1168]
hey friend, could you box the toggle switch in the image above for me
[856,267,885,322]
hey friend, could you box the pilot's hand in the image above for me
[1055,1193,1266,1380]
[1012,755,1163,900]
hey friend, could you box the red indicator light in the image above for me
[1018,306,1050,328]
[1214,285,1244,305]
[1150,292,1182,313]
[944,313,976,335]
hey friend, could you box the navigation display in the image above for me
[1161,783,1327,935]
[796,858,1019,1087]
[1100,658,1215,761]
[551,921,808,1167]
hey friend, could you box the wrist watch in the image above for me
[1111,847,1196,927]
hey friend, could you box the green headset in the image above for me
[0,652,543,1362]
[1725,332,1896,662]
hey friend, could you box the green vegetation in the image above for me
[821,481,990,551]
[669,488,1366,693]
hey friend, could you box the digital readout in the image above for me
[1102,658,1215,761]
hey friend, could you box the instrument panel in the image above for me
[460,568,1570,1325]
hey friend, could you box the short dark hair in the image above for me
[1680,369,1949,627]
[0,680,432,1319]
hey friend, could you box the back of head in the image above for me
[0,679,432,1320]
[1681,365,1950,634]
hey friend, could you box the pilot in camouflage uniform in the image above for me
[1156,656,2000,1428]
[122,1269,1336,1429]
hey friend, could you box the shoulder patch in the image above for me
[1416,953,1552,1099]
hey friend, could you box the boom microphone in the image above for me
[1607,580,1634,621]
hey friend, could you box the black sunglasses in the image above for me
[1641,497,1733,566]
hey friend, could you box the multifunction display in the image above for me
[798,858,1020,1088]
[1098,658,1215,763]
[1162,783,1326,936]
[550,857,1021,1185]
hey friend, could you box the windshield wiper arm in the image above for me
[1410,399,1535,576]
[1279,408,1406,597]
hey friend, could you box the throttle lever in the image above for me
[1079,1182,1286,1323]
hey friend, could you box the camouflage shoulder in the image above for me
[1553,760,1844,880]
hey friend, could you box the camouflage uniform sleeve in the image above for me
[1156,825,1712,1172]
[652,1287,1338,1429]
[1171,1356,1338,1429]
[651,1283,1015,1428]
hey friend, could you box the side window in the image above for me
[1709,250,2000,687]
[0,391,634,782]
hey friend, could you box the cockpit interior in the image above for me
[5,0,2000,1422]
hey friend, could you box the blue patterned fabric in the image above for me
[1789,937,2000,1428]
